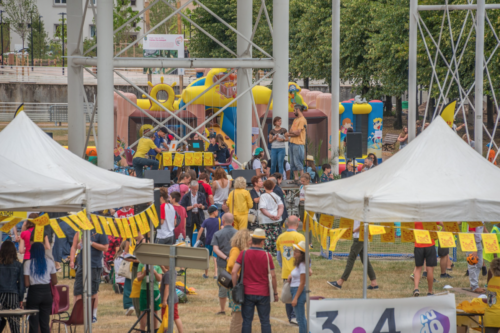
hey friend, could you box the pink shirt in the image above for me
[21,228,33,260]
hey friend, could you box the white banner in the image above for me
[143,34,184,75]
[310,294,456,333]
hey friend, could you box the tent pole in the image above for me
[362,222,368,299]
[82,227,89,333]
[149,209,155,333]
[305,213,310,333]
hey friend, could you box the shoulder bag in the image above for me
[217,255,233,289]
[280,280,292,304]
[117,259,132,279]
[266,252,274,299]
[232,251,246,304]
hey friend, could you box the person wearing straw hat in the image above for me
[231,228,278,333]
[288,240,308,333]
[305,155,319,183]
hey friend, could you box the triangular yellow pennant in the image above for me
[97,216,111,236]
[458,233,477,252]
[50,219,66,238]
[128,216,139,238]
[60,216,80,232]
[90,215,103,234]
[437,232,456,248]
[106,217,119,238]
[329,228,347,252]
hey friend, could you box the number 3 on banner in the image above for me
[316,311,340,333]
[317,308,399,333]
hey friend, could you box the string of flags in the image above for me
[303,211,500,254]
[0,205,160,243]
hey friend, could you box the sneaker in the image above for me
[410,273,415,281]
[367,285,379,290]
[92,316,97,323]
[440,273,453,279]
[433,278,438,283]
[327,281,342,289]
[203,274,209,279]
[422,272,427,278]
[427,293,434,296]
[482,266,487,276]
[465,270,469,277]
[413,289,420,297]
[126,307,135,316]
[290,318,298,325]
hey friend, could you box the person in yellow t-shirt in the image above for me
[226,177,253,230]
[484,258,500,332]
[133,130,163,178]
[288,105,308,181]
[276,216,305,325]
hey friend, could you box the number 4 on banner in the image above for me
[316,308,399,333]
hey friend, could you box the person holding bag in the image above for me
[288,241,308,333]
[258,180,284,255]
[231,229,278,333]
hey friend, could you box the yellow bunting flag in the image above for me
[321,225,328,250]
[0,217,22,233]
[468,221,484,228]
[129,238,136,255]
[90,215,103,234]
[422,222,439,240]
[380,223,395,243]
[303,211,315,231]
[204,152,214,166]
[0,215,8,223]
[311,219,317,238]
[146,208,159,228]
[437,232,456,248]
[96,216,111,236]
[115,218,127,239]
[315,221,321,241]
[414,230,432,245]
[151,204,159,221]
[60,216,79,232]
[69,215,86,229]
[358,223,373,242]
[173,153,184,167]
[443,222,460,233]
[106,217,119,238]
[139,212,151,233]
[329,228,347,252]
[319,214,335,229]
[50,219,66,238]
[162,152,173,167]
[77,211,95,230]
[369,225,386,236]
[339,218,354,240]
[482,234,500,254]
[34,224,45,242]
[121,218,133,239]
[184,152,194,166]
[128,216,139,238]
[193,152,203,166]
[134,214,146,235]
[32,214,50,226]
[401,222,415,243]
[458,233,477,252]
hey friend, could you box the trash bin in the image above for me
[402,101,408,109]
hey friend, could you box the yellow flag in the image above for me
[422,222,439,240]
[13,103,24,118]
[414,230,433,245]
[158,304,169,332]
[77,211,95,230]
[193,152,203,166]
[146,208,159,228]
[140,212,151,233]
[98,216,112,236]
[482,234,500,254]
[0,215,8,223]
[128,216,139,238]
[33,224,45,242]
[0,217,22,233]
[329,228,347,252]
[437,232,456,248]
[339,218,354,240]
[68,215,86,229]
[321,225,328,250]
[90,215,103,234]
[459,233,477,252]
[115,218,127,239]
[443,222,460,233]
[204,152,214,166]
[162,152,173,166]
[380,223,395,243]
[401,222,415,243]
[173,153,184,167]
[106,217,120,238]
[468,221,484,228]
[121,218,133,239]
[50,219,66,238]
[32,214,51,226]
[358,222,373,242]
[369,225,386,235]
[129,238,136,255]
[134,214,147,235]
[184,152,194,166]
[319,214,335,229]
[151,204,159,221]
[440,100,456,127]
[60,216,80,232]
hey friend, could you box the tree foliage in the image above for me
[3,0,37,49]
[113,0,141,44]
[27,14,48,59]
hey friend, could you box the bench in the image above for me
[382,134,400,151]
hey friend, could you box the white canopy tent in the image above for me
[306,116,500,222]
[0,112,154,333]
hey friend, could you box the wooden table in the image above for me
[456,312,484,333]
[0,309,39,333]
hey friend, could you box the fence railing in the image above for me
[0,102,94,123]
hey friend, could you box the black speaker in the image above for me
[153,189,161,223]
[144,169,171,187]
[346,132,363,159]
[230,169,256,185]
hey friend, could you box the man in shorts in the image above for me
[70,230,109,323]
[288,104,307,181]
[413,222,436,296]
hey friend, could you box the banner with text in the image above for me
[310,294,456,333]
[143,34,185,75]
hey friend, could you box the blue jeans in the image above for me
[270,147,286,175]
[289,143,304,172]
[290,287,307,333]
[241,294,271,333]
[132,157,159,178]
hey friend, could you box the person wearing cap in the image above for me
[251,148,265,176]
[132,130,164,178]
[288,104,308,181]
[231,228,278,333]
[487,143,497,165]
[195,206,221,279]
[288,240,308,333]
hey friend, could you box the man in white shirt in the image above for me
[157,201,177,245]
[327,220,378,290]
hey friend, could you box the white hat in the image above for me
[293,240,306,253]
[250,228,266,240]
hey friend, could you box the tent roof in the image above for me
[0,112,153,212]
[305,117,500,222]
[0,155,86,211]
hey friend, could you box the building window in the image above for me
[90,25,96,38]
[130,0,136,5]
[54,0,66,4]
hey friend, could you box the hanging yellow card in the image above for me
[134,214,147,235]
[321,225,328,250]
[50,219,66,238]
[60,216,79,232]
[437,232,456,248]
[414,230,432,245]
[339,218,353,240]
[0,218,22,233]
[193,152,203,166]
[68,215,86,230]
[106,217,120,238]
[90,215,103,234]
[32,214,50,226]
[146,208,159,228]
[380,223,395,243]
[151,204,159,220]
[162,152,173,166]
[204,152,214,166]
[184,152,194,166]
[443,222,460,233]
[121,218,133,239]
[319,214,335,229]
[468,221,484,228]
[33,224,45,242]
[303,211,314,231]
[329,228,347,252]
[128,216,139,238]
[369,225,386,235]
[422,222,439,240]
[96,216,111,236]
[0,215,8,223]
[482,234,500,254]
[139,212,151,233]
[401,222,415,243]
[458,233,477,252]
[173,153,184,167]
[114,218,126,238]
[77,211,95,230]
[358,223,373,242]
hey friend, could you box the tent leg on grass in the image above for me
[363,222,368,299]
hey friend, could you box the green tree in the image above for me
[3,0,37,50]
[149,0,177,34]
[27,14,48,60]
[114,0,141,47]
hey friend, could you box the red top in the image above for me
[116,208,134,219]
[179,184,189,198]
[198,181,213,206]
[414,222,435,247]
[236,248,275,296]
[172,205,187,240]
[21,228,34,260]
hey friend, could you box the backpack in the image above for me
[198,182,207,196]
[245,157,258,170]
[168,183,181,196]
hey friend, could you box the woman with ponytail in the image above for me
[24,242,57,333]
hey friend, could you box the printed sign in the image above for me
[380,223,395,243]
[443,222,460,233]
[458,233,477,252]
[482,234,500,254]
[319,214,335,229]
[401,222,416,243]
[339,218,354,240]
[414,230,432,245]
[437,232,456,248]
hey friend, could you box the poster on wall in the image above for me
[310,294,456,333]
[143,34,185,75]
